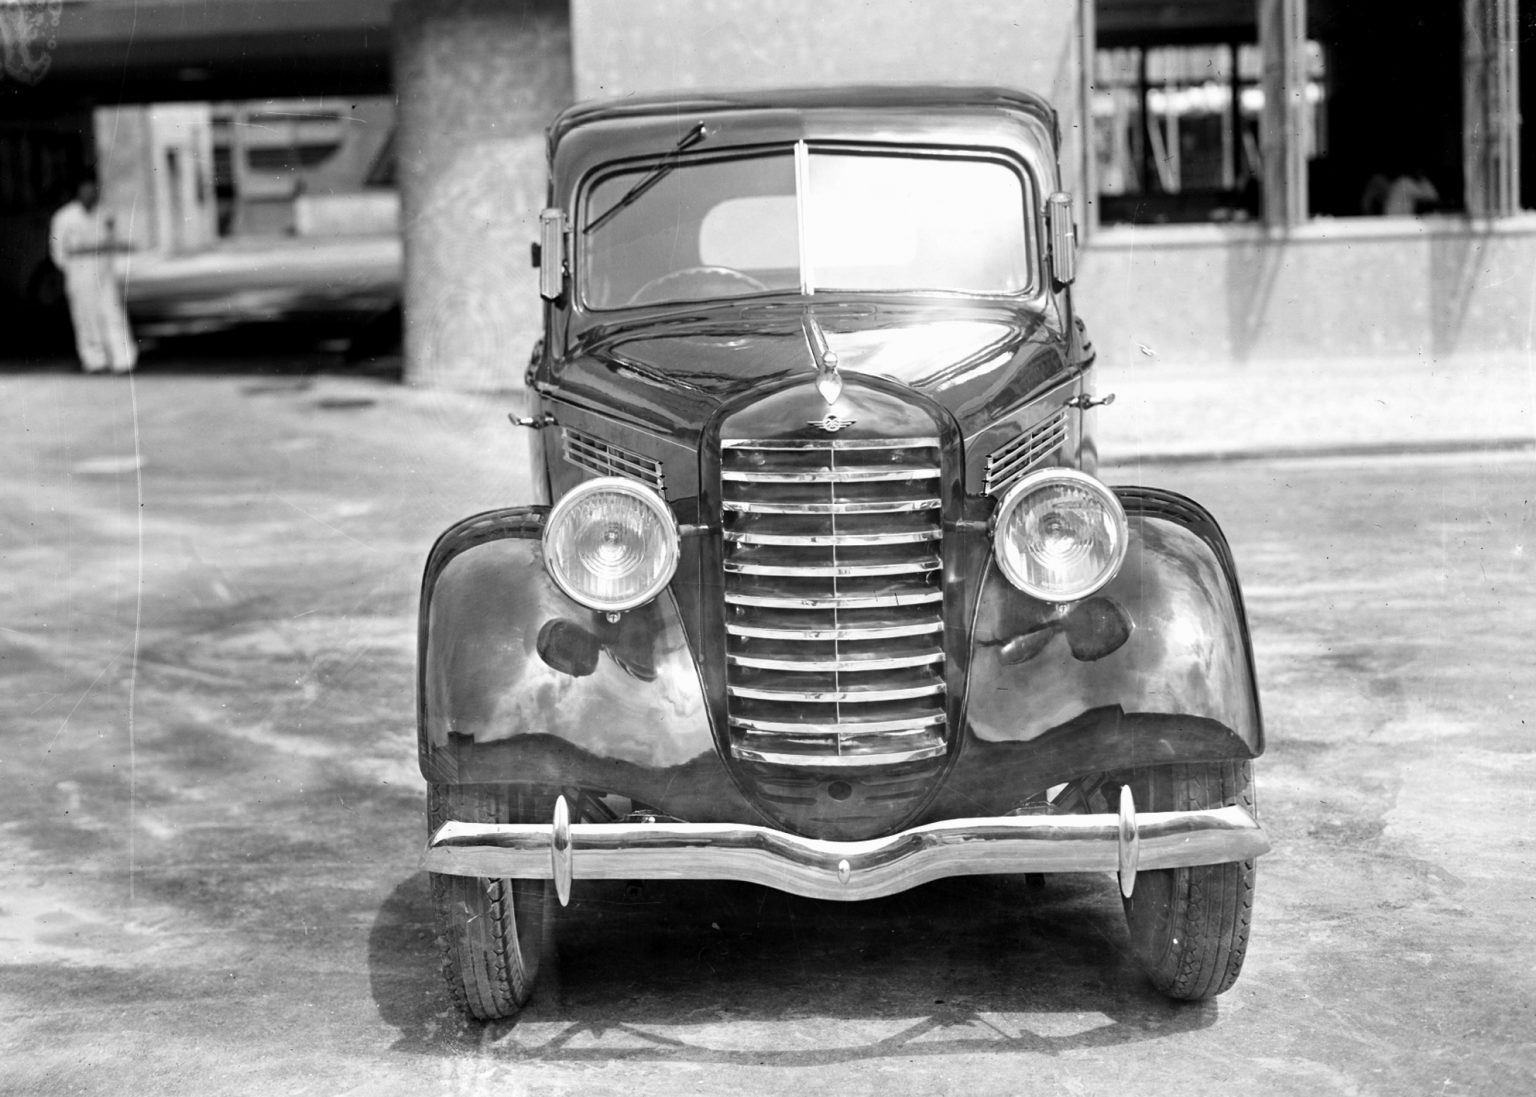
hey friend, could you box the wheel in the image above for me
[427,784,554,1021]
[1119,760,1257,1000]
[627,265,768,305]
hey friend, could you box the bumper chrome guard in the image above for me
[423,792,1269,906]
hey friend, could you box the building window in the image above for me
[1309,0,1465,217]
[1094,41,1324,226]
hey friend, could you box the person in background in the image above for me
[48,174,137,374]
[1360,163,1441,217]
[1383,169,1440,216]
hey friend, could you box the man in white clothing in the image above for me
[48,175,137,374]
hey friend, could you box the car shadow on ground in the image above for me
[367,869,1218,1063]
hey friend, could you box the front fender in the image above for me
[417,508,746,819]
[935,487,1261,813]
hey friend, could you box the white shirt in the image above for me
[49,200,117,275]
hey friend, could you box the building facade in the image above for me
[3,0,1530,380]
[1081,0,1534,364]
[392,0,1534,388]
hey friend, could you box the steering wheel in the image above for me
[627,266,769,306]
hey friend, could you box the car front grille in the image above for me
[720,435,947,767]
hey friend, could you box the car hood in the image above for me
[548,302,1069,441]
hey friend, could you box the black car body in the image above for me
[417,86,1269,1019]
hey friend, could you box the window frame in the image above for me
[574,140,1042,312]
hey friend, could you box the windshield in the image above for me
[580,144,1034,310]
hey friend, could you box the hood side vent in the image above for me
[983,409,1067,496]
[563,426,666,493]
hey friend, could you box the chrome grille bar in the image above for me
[728,650,943,672]
[723,436,940,451]
[723,466,940,483]
[723,498,941,515]
[726,557,940,577]
[726,529,940,546]
[729,681,944,703]
[731,714,945,734]
[725,590,943,610]
[726,620,943,641]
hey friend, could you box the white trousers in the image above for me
[63,262,137,372]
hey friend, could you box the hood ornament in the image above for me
[801,311,843,406]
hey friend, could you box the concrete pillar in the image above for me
[92,106,157,253]
[1463,0,1520,217]
[227,104,252,236]
[1259,0,1308,228]
[392,0,573,391]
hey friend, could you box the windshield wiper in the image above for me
[583,120,708,236]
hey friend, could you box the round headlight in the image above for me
[993,469,1128,602]
[543,477,679,612]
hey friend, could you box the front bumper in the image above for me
[423,791,1270,905]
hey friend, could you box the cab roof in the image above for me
[549,85,1060,153]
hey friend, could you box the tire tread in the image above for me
[1123,760,1257,1000]
[427,784,552,1020]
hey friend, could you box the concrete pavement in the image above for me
[18,343,1536,462]
[2,367,1531,1096]
[1096,349,1536,464]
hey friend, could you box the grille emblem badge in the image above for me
[810,414,857,433]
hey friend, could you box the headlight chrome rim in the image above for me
[992,469,1128,602]
[543,477,680,612]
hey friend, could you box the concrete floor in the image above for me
[1,369,1532,1096]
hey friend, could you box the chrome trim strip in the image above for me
[985,423,1065,470]
[723,467,940,483]
[725,558,941,577]
[724,589,943,609]
[566,438,655,474]
[562,427,666,491]
[725,529,941,546]
[987,410,1065,459]
[985,425,1062,472]
[423,806,1272,903]
[986,448,1060,494]
[728,651,944,671]
[983,411,1068,496]
[723,437,940,451]
[727,620,944,640]
[728,682,944,702]
[723,498,941,515]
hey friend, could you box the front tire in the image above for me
[1120,760,1257,1000]
[427,784,554,1021]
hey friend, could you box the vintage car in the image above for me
[417,86,1269,1020]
